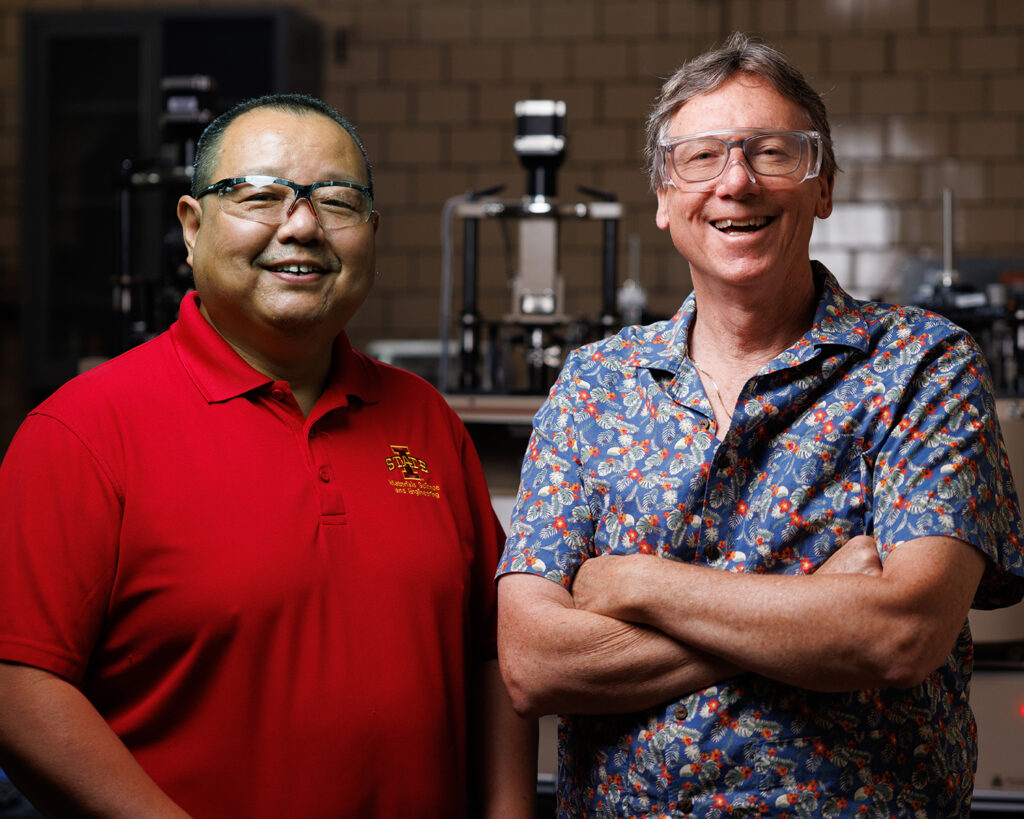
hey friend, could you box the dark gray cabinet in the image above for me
[21,8,322,394]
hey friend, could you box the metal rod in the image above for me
[943,187,954,278]
[459,217,480,391]
[601,218,618,330]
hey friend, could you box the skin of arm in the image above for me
[470,659,538,818]
[572,534,986,692]
[497,572,742,719]
[497,534,882,718]
[0,662,190,818]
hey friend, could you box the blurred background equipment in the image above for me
[908,189,1024,398]
[20,7,322,397]
[117,74,218,351]
[438,100,625,397]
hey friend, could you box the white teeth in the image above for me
[712,217,769,229]
[275,265,319,274]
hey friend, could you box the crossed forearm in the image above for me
[571,535,985,692]
[497,574,739,717]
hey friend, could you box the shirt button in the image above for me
[673,704,688,721]
[271,388,286,401]
[318,467,331,483]
[705,544,721,561]
[678,797,693,813]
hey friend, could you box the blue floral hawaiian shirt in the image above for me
[498,266,1024,818]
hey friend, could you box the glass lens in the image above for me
[311,185,371,228]
[745,133,805,177]
[671,138,730,182]
[667,133,810,183]
[218,179,292,225]
[217,178,371,229]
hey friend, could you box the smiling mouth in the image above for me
[711,216,774,234]
[266,264,328,276]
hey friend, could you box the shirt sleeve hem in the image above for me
[0,638,84,684]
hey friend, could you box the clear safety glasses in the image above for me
[657,130,823,188]
[197,175,375,230]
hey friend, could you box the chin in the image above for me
[697,260,773,286]
[268,301,361,337]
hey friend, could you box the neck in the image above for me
[688,267,818,372]
[200,304,336,417]
[685,268,818,439]
[235,342,332,417]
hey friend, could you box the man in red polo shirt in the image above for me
[0,94,536,818]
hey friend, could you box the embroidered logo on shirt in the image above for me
[385,444,440,499]
[386,445,429,480]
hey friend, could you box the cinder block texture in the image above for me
[3,0,1024,373]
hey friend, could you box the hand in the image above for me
[817,535,882,577]
[571,553,644,618]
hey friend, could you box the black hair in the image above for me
[191,93,374,199]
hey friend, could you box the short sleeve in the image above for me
[871,332,1024,607]
[0,412,122,681]
[497,352,596,589]
[450,409,507,661]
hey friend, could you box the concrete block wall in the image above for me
[0,0,1022,443]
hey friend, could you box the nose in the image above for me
[279,194,325,239]
[715,151,759,195]
[727,158,757,184]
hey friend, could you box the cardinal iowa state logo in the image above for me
[385,444,440,499]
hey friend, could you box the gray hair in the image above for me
[191,93,374,199]
[644,32,837,190]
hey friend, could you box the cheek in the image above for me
[193,221,264,268]
[333,233,377,275]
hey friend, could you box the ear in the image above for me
[371,210,381,235]
[177,196,203,267]
[655,185,672,231]
[815,175,834,220]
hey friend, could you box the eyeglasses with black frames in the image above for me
[196,176,375,230]
[657,130,823,187]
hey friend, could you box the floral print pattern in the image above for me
[499,266,1024,817]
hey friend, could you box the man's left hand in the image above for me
[572,553,649,619]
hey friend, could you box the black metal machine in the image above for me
[441,100,624,395]
[117,75,218,350]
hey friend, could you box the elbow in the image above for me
[506,689,547,721]
[498,652,553,719]
[874,660,930,691]
[870,621,953,690]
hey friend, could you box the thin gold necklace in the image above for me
[691,357,731,415]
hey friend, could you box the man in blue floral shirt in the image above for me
[496,33,1024,818]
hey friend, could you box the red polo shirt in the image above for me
[0,293,503,818]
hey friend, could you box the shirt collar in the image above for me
[319,332,381,409]
[624,263,871,374]
[170,291,380,407]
